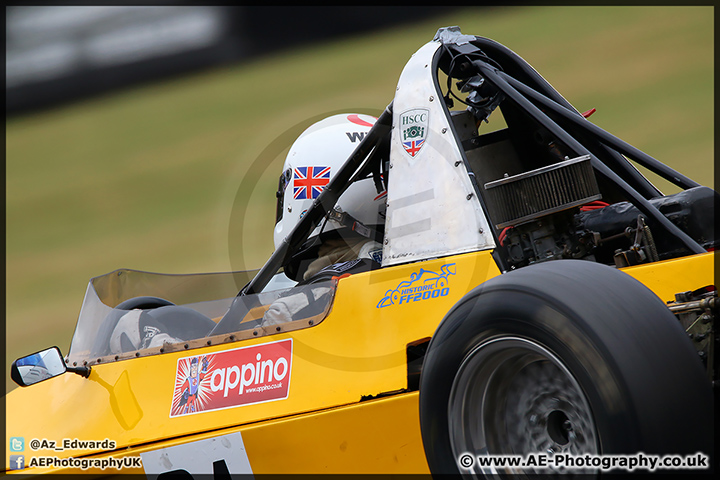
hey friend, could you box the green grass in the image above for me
[5,6,713,393]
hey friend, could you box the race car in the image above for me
[7,26,716,477]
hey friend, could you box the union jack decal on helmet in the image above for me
[293,166,331,200]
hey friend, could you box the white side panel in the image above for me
[141,431,253,478]
[382,41,495,267]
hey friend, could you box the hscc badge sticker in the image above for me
[170,339,292,417]
[400,108,429,158]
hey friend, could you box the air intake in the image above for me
[484,155,601,228]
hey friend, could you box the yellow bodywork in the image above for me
[5,250,714,475]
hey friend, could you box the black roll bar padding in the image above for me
[470,36,578,111]
[240,103,394,296]
[468,36,663,200]
[472,61,706,255]
[499,72,701,191]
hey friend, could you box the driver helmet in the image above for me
[273,113,387,251]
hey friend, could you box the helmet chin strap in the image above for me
[326,207,384,244]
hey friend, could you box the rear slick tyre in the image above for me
[419,259,713,477]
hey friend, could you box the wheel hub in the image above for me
[448,336,599,476]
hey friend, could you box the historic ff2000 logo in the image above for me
[400,108,429,158]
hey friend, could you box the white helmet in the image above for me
[273,113,386,250]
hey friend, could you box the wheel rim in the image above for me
[448,336,599,476]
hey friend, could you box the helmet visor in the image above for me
[275,168,292,224]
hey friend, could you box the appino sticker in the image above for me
[377,263,456,308]
[170,339,292,417]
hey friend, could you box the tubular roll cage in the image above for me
[242,36,706,296]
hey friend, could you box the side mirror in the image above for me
[11,346,91,387]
